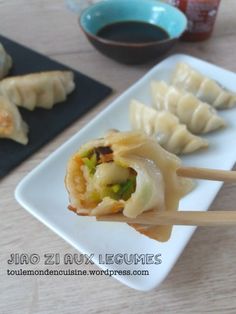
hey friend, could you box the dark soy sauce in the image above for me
[97,21,169,43]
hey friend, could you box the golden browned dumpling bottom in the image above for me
[0,96,28,144]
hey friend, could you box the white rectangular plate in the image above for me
[15,54,236,291]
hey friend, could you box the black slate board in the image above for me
[0,35,112,179]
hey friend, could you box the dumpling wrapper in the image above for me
[0,43,12,79]
[151,80,225,134]
[65,131,193,242]
[0,95,28,144]
[0,71,75,110]
[172,62,236,109]
[130,99,208,154]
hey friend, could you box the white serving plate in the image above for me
[15,54,236,291]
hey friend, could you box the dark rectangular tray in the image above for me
[0,35,112,179]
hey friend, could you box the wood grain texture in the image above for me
[97,210,236,226]
[0,1,236,313]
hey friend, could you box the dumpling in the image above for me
[0,43,12,79]
[0,71,75,110]
[129,99,208,155]
[65,131,193,242]
[172,62,236,109]
[151,80,225,134]
[0,96,28,145]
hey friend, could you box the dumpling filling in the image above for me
[67,144,165,218]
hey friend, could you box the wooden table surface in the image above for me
[1,1,236,313]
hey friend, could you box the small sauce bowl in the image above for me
[79,0,187,64]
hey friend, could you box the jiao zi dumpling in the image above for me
[151,80,225,134]
[0,71,75,110]
[0,96,28,145]
[172,63,236,109]
[0,43,12,79]
[129,99,208,155]
[65,130,193,242]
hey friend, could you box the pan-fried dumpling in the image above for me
[129,99,208,155]
[0,71,75,110]
[65,131,193,242]
[172,62,236,109]
[151,81,225,134]
[0,96,28,144]
[0,43,12,79]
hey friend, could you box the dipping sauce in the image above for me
[97,21,170,43]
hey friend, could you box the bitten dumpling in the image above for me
[0,43,12,79]
[0,71,75,110]
[65,130,193,242]
[0,96,28,144]
[129,99,208,155]
[151,80,225,134]
[172,62,236,109]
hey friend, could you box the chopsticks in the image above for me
[96,166,236,227]
[177,166,236,182]
[96,167,236,226]
[96,210,236,226]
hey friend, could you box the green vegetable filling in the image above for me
[81,148,136,201]
[103,176,136,201]
[82,153,97,174]
[80,149,93,158]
